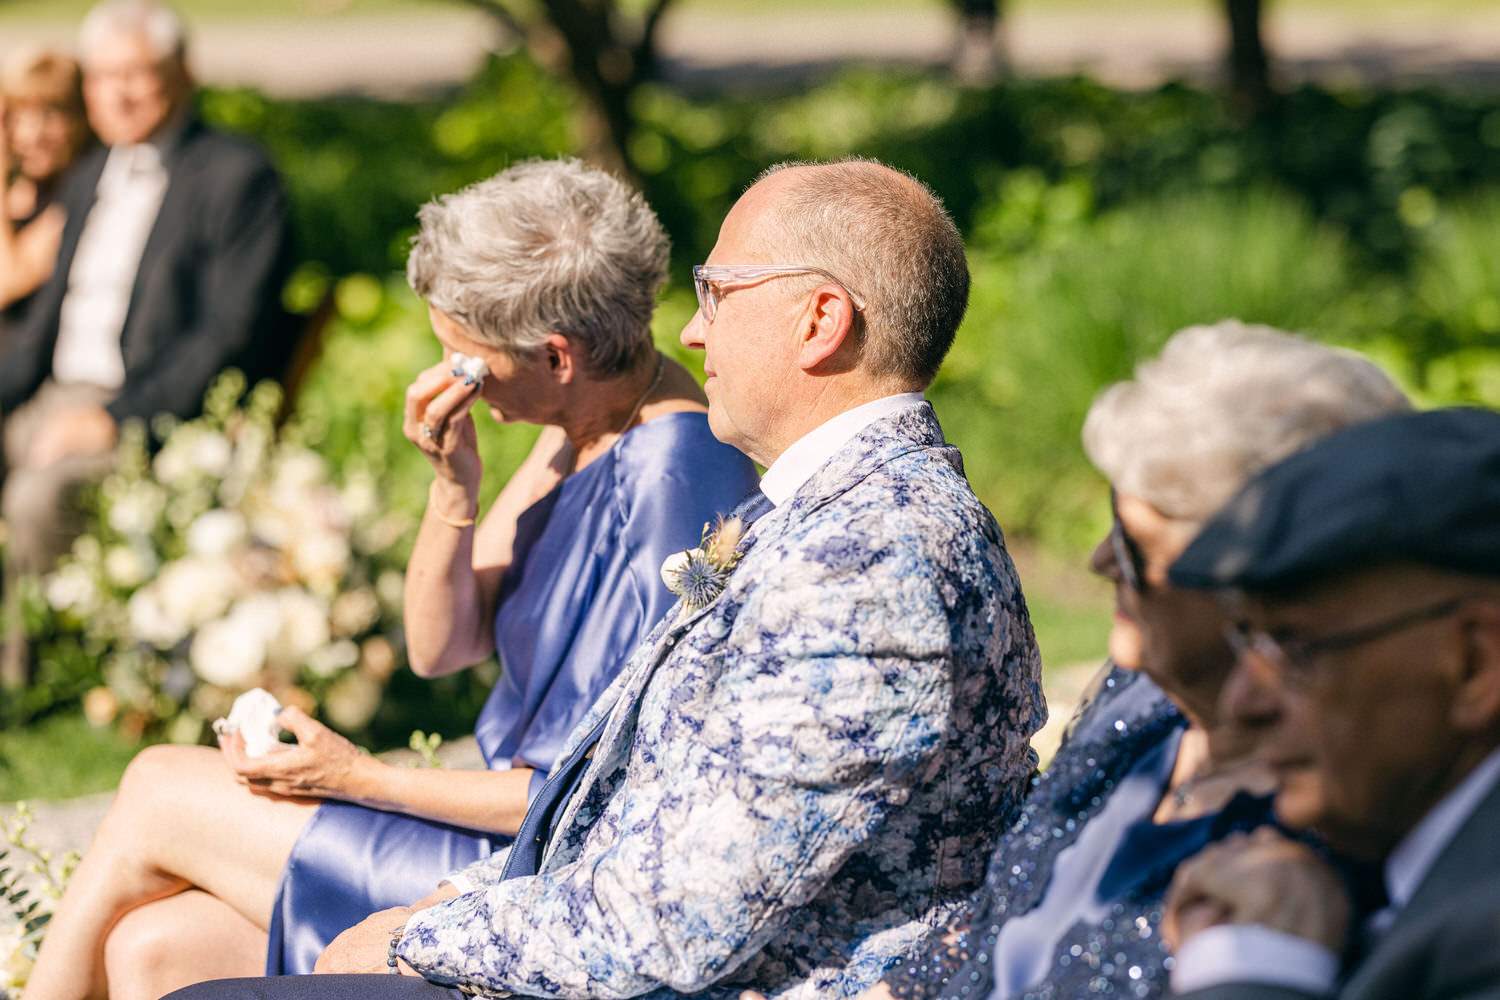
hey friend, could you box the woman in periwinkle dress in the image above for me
[20,158,757,1000]
[865,322,1410,1000]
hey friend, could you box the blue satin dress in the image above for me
[265,412,758,974]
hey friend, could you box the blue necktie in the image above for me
[501,485,772,880]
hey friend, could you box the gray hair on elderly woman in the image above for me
[1083,318,1413,523]
[406,157,670,377]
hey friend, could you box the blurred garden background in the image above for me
[2,0,1499,803]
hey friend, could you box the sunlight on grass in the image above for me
[0,714,145,802]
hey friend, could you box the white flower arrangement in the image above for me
[36,372,413,742]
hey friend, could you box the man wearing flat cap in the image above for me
[1160,407,1500,1000]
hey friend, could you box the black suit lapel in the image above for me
[119,118,204,368]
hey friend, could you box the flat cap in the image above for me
[1169,407,1500,591]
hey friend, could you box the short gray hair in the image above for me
[79,0,186,64]
[1083,320,1412,521]
[754,159,968,388]
[407,158,668,376]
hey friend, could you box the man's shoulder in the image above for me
[796,404,996,549]
[172,119,282,182]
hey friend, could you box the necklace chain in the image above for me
[616,351,664,437]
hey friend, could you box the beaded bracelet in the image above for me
[387,924,407,975]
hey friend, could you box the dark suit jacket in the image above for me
[0,116,295,425]
[1177,771,1500,1000]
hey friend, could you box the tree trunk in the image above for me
[1224,0,1274,116]
[456,0,676,182]
[952,0,1007,83]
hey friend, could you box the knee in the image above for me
[98,745,212,843]
[104,906,180,994]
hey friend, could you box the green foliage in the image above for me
[199,56,576,278]
[933,183,1378,550]
[408,730,445,768]
[0,803,77,995]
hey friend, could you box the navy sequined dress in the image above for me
[885,665,1273,1000]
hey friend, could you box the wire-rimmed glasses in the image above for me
[1220,595,1471,685]
[1108,490,1148,592]
[692,264,866,324]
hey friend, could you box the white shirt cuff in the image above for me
[1171,924,1338,996]
[441,873,476,894]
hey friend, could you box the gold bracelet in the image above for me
[429,482,477,528]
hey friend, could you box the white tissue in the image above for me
[450,352,489,386]
[212,687,289,758]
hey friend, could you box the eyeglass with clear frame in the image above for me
[692,264,866,324]
[1220,595,1472,685]
[1108,490,1148,592]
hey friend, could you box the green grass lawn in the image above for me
[0,713,146,802]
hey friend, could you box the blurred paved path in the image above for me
[0,5,1497,98]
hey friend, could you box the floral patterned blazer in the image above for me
[399,401,1046,1000]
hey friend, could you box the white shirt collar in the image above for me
[757,392,924,507]
[1383,744,1500,911]
[97,111,190,190]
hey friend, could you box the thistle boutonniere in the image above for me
[660,515,748,613]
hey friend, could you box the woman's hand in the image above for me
[403,359,485,494]
[220,705,375,802]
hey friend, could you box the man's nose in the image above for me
[680,309,706,350]
[1219,648,1285,729]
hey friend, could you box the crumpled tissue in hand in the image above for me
[450,352,489,387]
[212,687,289,758]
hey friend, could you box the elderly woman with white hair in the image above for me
[858,321,1411,1000]
[21,159,756,1000]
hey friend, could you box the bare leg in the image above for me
[103,891,266,1000]
[22,745,317,1000]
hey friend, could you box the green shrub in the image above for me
[934,184,1373,552]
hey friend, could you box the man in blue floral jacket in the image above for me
[169,159,1044,1000]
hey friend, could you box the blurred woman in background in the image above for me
[1,44,91,321]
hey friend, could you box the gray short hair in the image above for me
[1083,320,1412,521]
[755,159,968,388]
[79,0,187,64]
[407,158,669,376]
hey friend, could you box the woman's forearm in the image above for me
[403,477,502,677]
[0,204,63,309]
[405,427,571,676]
[339,756,536,836]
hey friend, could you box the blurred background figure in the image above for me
[0,0,294,689]
[0,44,91,327]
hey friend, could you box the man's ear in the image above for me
[543,333,576,383]
[795,286,860,374]
[1451,599,1500,733]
